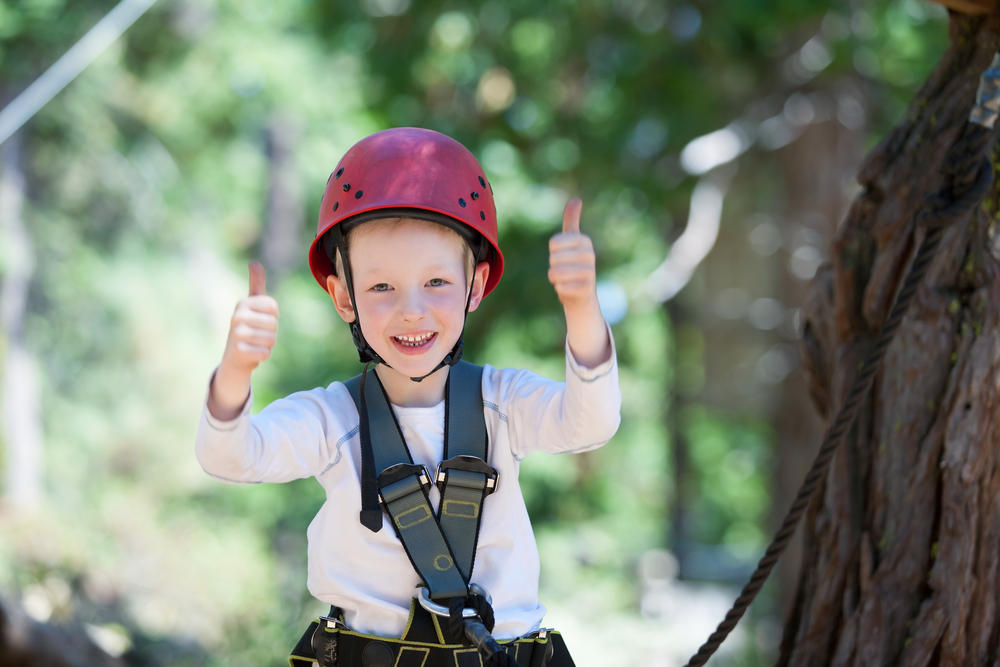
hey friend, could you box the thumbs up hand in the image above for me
[208,261,280,420]
[548,198,612,368]
[548,198,597,310]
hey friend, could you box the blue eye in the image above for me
[371,283,391,292]
[427,278,448,287]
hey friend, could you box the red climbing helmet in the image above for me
[308,127,504,296]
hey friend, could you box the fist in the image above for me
[548,198,597,310]
[221,261,279,375]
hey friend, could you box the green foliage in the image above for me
[0,0,951,663]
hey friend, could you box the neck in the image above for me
[375,363,449,407]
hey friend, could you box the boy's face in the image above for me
[327,217,489,380]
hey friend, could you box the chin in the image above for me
[376,352,440,380]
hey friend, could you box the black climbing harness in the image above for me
[685,51,1000,666]
[290,603,569,667]
[290,362,570,666]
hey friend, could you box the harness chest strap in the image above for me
[344,361,496,601]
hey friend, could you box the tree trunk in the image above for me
[262,113,304,284]
[784,12,1000,666]
[0,131,43,510]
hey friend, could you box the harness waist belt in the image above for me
[289,606,574,667]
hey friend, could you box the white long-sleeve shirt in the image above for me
[195,341,620,639]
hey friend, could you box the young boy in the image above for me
[196,128,620,666]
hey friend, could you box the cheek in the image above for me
[353,295,393,325]
[430,290,468,316]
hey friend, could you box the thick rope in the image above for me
[684,123,994,667]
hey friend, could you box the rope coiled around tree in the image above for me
[684,120,995,667]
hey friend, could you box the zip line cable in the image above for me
[685,51,1000,667]
[0,0,158,147]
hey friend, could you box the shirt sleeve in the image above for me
[194,373,356,484]
[497,324,621,460]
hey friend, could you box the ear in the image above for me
[326,273,357,323]
[467,261,490,313]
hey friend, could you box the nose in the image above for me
[399,287,426,322]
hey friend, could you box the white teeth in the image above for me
[396,333,434,346]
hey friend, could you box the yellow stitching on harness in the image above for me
[442,499,479,518]
[452,647,483,666]
[394,504,432,529]
[513,641,524,661]
[430,612,446,645]
[395,645,430,667]
[401,600,416,641]
[433,553,454,571]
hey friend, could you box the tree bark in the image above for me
[784,12,1000,666]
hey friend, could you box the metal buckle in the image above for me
[318,615,346,630]
[435,455,498,495]
[377,463,432,505]
[416,583,492,618]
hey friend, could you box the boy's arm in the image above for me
[548,198,611,369]
[198,262,343,482]
[208,261,279,420]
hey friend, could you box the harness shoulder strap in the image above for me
[439,361,493,581]
[343,363,495,599]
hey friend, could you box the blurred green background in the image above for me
[0,0,948,664]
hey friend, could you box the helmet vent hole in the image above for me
[470,191,479,200]
[333,202,339,211]
[458,198,467,207]
[336,167,344,178]
[478,176,486,188]
[355,190,364,199]
[343,183,351,192]
[480,211,486,221]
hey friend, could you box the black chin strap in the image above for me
[329,227,388,367]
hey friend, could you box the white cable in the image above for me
[0,0,158,146]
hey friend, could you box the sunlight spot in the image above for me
[476,67,516,113]
[361,0,411,17]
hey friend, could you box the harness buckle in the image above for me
[435,455,498,495]
[377,463,432,505]
[318,614,347,630]
[416,583,492,618]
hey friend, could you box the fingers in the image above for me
[548,240,596,306]
[249,260,267,296]
[225,299,279,370]
[223,263,278,374]
[549,197,596,308]
[562,197,582,234]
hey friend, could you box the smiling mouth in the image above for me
[393,332,437,348]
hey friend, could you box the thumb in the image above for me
[562,197,582,234]
[248,260,267,296]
